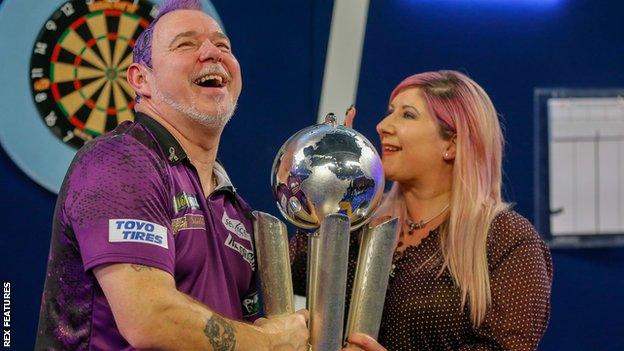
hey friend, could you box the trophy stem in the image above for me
[345,217,399,343]
[306,233,320,314]
[308,213,350,351]
[252,211,294,317]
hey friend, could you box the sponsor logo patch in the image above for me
[242,291,260,318]
[173,192,200,213]
[222,212,252,242]
[109,219,168,249]
[172,214,206,235]
[224,233,255,270]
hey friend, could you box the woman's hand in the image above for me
[345,105,356,128]
[342,332,387,351]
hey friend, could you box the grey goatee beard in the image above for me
[155,88,237,128]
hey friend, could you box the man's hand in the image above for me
[343,332,387,351]
[254,310,309,351]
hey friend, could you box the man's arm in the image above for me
[94,263,308,350]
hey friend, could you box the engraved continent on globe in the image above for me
[271,121,384,230]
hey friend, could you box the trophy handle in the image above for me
[345,217,399,344]
[308,213,350,351]
[252,211,294,317]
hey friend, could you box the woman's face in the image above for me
[376,87,452,184]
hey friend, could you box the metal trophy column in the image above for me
[308,214,350,351]
[345,217,399,344]
[252,211,294,317]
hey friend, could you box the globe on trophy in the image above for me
[253,114,399,351]
[272,113,384,229]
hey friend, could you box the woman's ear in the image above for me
[126,63,152,99]
[443,134,456,161]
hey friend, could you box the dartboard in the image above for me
[29,0,158,149]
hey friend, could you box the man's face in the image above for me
[148,9,242,127]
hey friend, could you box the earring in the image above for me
[444,152,449,159]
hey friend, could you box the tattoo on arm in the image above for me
[130,264,153,272]
[204,314,237,351]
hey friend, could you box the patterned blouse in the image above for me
[289,210,553,350]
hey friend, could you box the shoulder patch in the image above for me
[108,219,168,249]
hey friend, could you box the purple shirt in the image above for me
[36,113,259,350]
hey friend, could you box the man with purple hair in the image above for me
[35,0,309,349]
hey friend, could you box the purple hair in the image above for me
[132,0,203,67]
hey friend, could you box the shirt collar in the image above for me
[134,112,188,165]
[213,160,235,192]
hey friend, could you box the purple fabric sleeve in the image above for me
[63,135,175,275]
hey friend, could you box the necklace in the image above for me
[406,203,450,233]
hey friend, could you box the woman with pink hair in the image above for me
[290,70,552,351]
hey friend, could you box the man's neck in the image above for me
[136,104,223,194]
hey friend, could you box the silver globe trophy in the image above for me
[253,114,399,350]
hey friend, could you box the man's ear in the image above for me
[126,63,152,99]
[443,134,456,161]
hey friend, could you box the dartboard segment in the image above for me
[85,12,114,66]
[113,13,145,67]
[112,80,135,125]
[52,62,105,83]
[30,0,157,149]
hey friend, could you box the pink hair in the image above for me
[379,70,509,326]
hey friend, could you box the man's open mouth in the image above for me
[193,74,227,88]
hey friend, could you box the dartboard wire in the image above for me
[56,76,108,118]
[84,80,112,135]
[112,80,135,124]
[58,28,107,71]
[112,12,143,67]
[85,12,113,67]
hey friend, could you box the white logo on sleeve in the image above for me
[108,219,168,249]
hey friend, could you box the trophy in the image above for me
[253,114,399,350]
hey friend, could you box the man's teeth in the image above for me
[385,146,400,151]
[196,74,224,85]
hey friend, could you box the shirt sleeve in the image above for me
[460,211,553,351]
[63,136,175,275]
